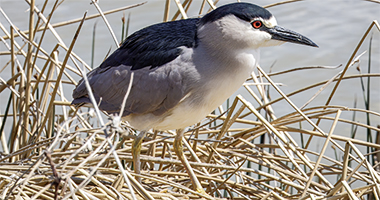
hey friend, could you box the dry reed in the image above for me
[0,0,379,199]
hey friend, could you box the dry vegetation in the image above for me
[0,0,380,199]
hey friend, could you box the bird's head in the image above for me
[198,3,318,50]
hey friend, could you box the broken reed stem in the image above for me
[22,0,35,152]
[9,27,18,160]
[163,0,170,22]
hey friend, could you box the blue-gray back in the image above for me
[72,18,200,116]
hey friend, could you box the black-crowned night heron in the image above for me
[72,2,317,194]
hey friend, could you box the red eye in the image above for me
[251,20,262,29]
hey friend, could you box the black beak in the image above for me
[267,26,318,47]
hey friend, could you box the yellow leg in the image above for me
[173,129,207,195]
[132,131,146,183]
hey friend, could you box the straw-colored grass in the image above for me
[0,0,379,199]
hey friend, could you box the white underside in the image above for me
[123,47,259,131]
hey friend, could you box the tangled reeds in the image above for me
[0,0,379,199]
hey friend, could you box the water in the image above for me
[0,0,379,193]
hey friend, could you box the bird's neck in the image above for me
[196,24,260,67]
[194,39,260,75]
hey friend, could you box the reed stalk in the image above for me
[0,1,378,199]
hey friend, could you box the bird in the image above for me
[72,2,317,194]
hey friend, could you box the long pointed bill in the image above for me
[267,26,318,47]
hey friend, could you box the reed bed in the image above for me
[0,0,379,199]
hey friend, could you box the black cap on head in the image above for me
[199,3,272,26]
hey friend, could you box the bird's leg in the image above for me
[173,129,206,195]
[132,130,146,183]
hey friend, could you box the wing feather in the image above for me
[72,63,187,116]
[72,18,199,116]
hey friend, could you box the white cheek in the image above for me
[246,31,273,48]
